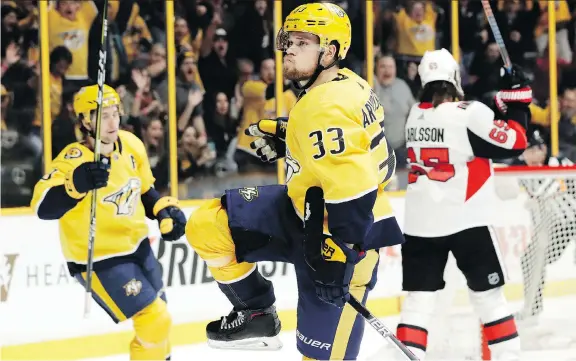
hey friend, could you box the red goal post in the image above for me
[493,164,576,176]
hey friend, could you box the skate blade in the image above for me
[208,336,283,351]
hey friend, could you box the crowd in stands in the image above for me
[2,0,576,207]
[372,0,576,173]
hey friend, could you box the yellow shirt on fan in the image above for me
[285,68,398,247]
[237,87,298,152]
[394,3,436,57]
[48,1,98,80]
[262,89,298,119]
[30,131,155,264]
[533,0,571,37]
[236,79,268,153]
[34,73,63,128]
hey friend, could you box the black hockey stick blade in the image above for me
[348,295,419,360]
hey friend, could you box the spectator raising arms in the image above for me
[48,0,97,83]
[4,0,574,206]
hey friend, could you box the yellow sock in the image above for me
[130,337,167,360]
[129,298,172,360]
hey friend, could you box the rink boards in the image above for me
[1,193,576,360]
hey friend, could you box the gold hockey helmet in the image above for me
[277,2,352,60]
[73,84,124,124]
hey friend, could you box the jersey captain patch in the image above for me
[103,178,142,216]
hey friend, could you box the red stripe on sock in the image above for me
[397,324,428,349]
[483,316,518,343]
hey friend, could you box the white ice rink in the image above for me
[82,296,576,361]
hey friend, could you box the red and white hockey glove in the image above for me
[494,65,532,114]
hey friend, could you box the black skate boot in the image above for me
[206,305,282,350]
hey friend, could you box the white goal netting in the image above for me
[425,166,576,360]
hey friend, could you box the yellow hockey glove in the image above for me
[153,197,186,241]
[244,117,287,162]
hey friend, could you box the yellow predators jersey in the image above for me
[31,131,154,264]
[285,68,397,246]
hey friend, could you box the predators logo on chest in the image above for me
[103,178,142,216]
[285,148,301,184]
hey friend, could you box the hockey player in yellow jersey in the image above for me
[30,84,186,360]
[185,3,404,360]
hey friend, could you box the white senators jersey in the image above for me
[403,101,527,237]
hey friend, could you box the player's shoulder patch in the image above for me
[64,147,83,159]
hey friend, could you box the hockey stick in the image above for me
[481,0,512,72]
[348,296,419,361]
[303,187,418,361]
[84,0,109,318]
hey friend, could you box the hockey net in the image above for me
[424,166,576,360]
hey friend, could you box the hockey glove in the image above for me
[153,197,186,241]
[65,161,110,199]
[244,117,288,162]
[494,64,532,114]
[303,187,366,308]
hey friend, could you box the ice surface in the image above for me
[81,295,576,361]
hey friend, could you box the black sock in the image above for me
[217,267,275,311]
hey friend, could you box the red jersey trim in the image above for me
[418,102,434,109]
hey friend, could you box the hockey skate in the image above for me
[206,305,283,351]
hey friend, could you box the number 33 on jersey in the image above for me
[284,68,398,247]
[404,101,527,237]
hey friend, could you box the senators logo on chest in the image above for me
[103,178,142,216]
